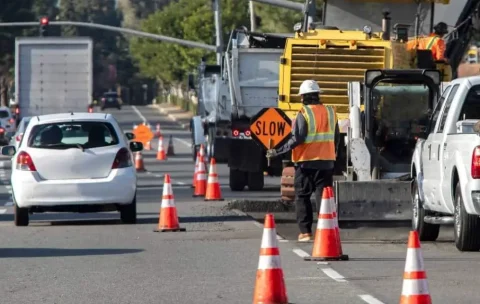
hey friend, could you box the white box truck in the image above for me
[13,37,93,124]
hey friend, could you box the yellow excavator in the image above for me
[258,0,460,202]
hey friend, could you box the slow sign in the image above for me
[249,107,292,150]
[132,124,154,145]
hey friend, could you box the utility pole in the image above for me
[213,0,223,64]
[249,1,257,32]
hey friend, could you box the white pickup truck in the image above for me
[411,75,480,252]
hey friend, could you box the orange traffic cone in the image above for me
[167,135,175,156]
[145,140,152,150]
[399,231,431,304]
[253,214,288,304]
[156,136,167,160]
[204,158,223,201]
[193,149,207,197]
[304,188,348,261]
[154,174,186,232]
[135,151,146,172]
[327,186,345,256]
[155,123,161,137]
[192,151,200,188]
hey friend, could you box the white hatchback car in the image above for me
[1,112,143,226]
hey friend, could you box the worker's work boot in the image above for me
[298,233,312,242]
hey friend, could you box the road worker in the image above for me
[266,80,340,242]
[407,22,449,62]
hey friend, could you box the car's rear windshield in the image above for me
[0,110,10,118]
[28,121,119,149]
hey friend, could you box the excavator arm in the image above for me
[445,0,480,77]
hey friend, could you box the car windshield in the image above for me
[0,110,10,119]
[28,121,119,150]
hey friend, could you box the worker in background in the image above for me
[407,22,449,62]
[266,80,340,242]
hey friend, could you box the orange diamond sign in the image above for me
[250,107,292,150]
[132,124,154,145]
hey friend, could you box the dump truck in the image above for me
[14,37,94,125]
[191,30,291,191]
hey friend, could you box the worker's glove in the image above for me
[266,149,278,158]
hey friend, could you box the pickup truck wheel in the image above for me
[412,180,439,241]
[454,183,480,251]
[229,168,247,191]
[247,171,264,191]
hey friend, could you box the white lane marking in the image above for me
[322,268,347,282]
[174,137,192,148]
[131,105,147,123]
[359,295,385,304]
[4,202,13,206]
[177,181,186,185]
[292,248,310,258]
[0,209,6,214]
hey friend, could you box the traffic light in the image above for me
[39,17,49,37]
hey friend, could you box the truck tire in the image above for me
[229,168,247,191]
[454,183,480,251]
[247,171,264,191]
[412,180,439,242]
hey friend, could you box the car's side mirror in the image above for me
[1,145,16,156]
[125,132,135,140]
[130,141,143,152]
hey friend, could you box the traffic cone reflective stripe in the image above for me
[204,158,223,201]
[305,188,348,261]
[133,123,137,130]
[145,140,152,150]
[154,174,185,232]
[193,150,207,197]
[167,135,175,156]
[400,231,431,304]
[135,151,146,172]
[156,136,167,160]
[155,123,161,137]
[253,214,288,304]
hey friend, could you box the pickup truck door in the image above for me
[422,85,452,207]
[429,84,460,207]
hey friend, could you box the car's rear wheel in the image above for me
[120,195,137,224]
[14,199,29,227]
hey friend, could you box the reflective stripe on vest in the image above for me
[291,104,336,162]
[425,36,438,50]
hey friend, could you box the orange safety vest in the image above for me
[291,104,336,163]
[407,34,446,61]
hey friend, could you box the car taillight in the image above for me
[88,107,93,113]
[17,151,36,171]
[9,118,15,124]
[472,146,480,179]
[0,128,5,134]
[16,134,23,142]
[233,129,239,137]
[15,108,19,114]
[112,147,132,169]
[101,98,105,102]
[245,130,251,137]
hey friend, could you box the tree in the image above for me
[254,0,323,33]
[130,0,250,84]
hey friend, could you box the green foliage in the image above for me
[130,0,249,84]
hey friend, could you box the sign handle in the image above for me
[267,138,273,167]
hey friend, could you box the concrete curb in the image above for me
[149,104,192,130]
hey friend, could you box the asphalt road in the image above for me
[0,105,381,304]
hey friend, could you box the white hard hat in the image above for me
[298,80,322,95]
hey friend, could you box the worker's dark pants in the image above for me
[294,167,334,234]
